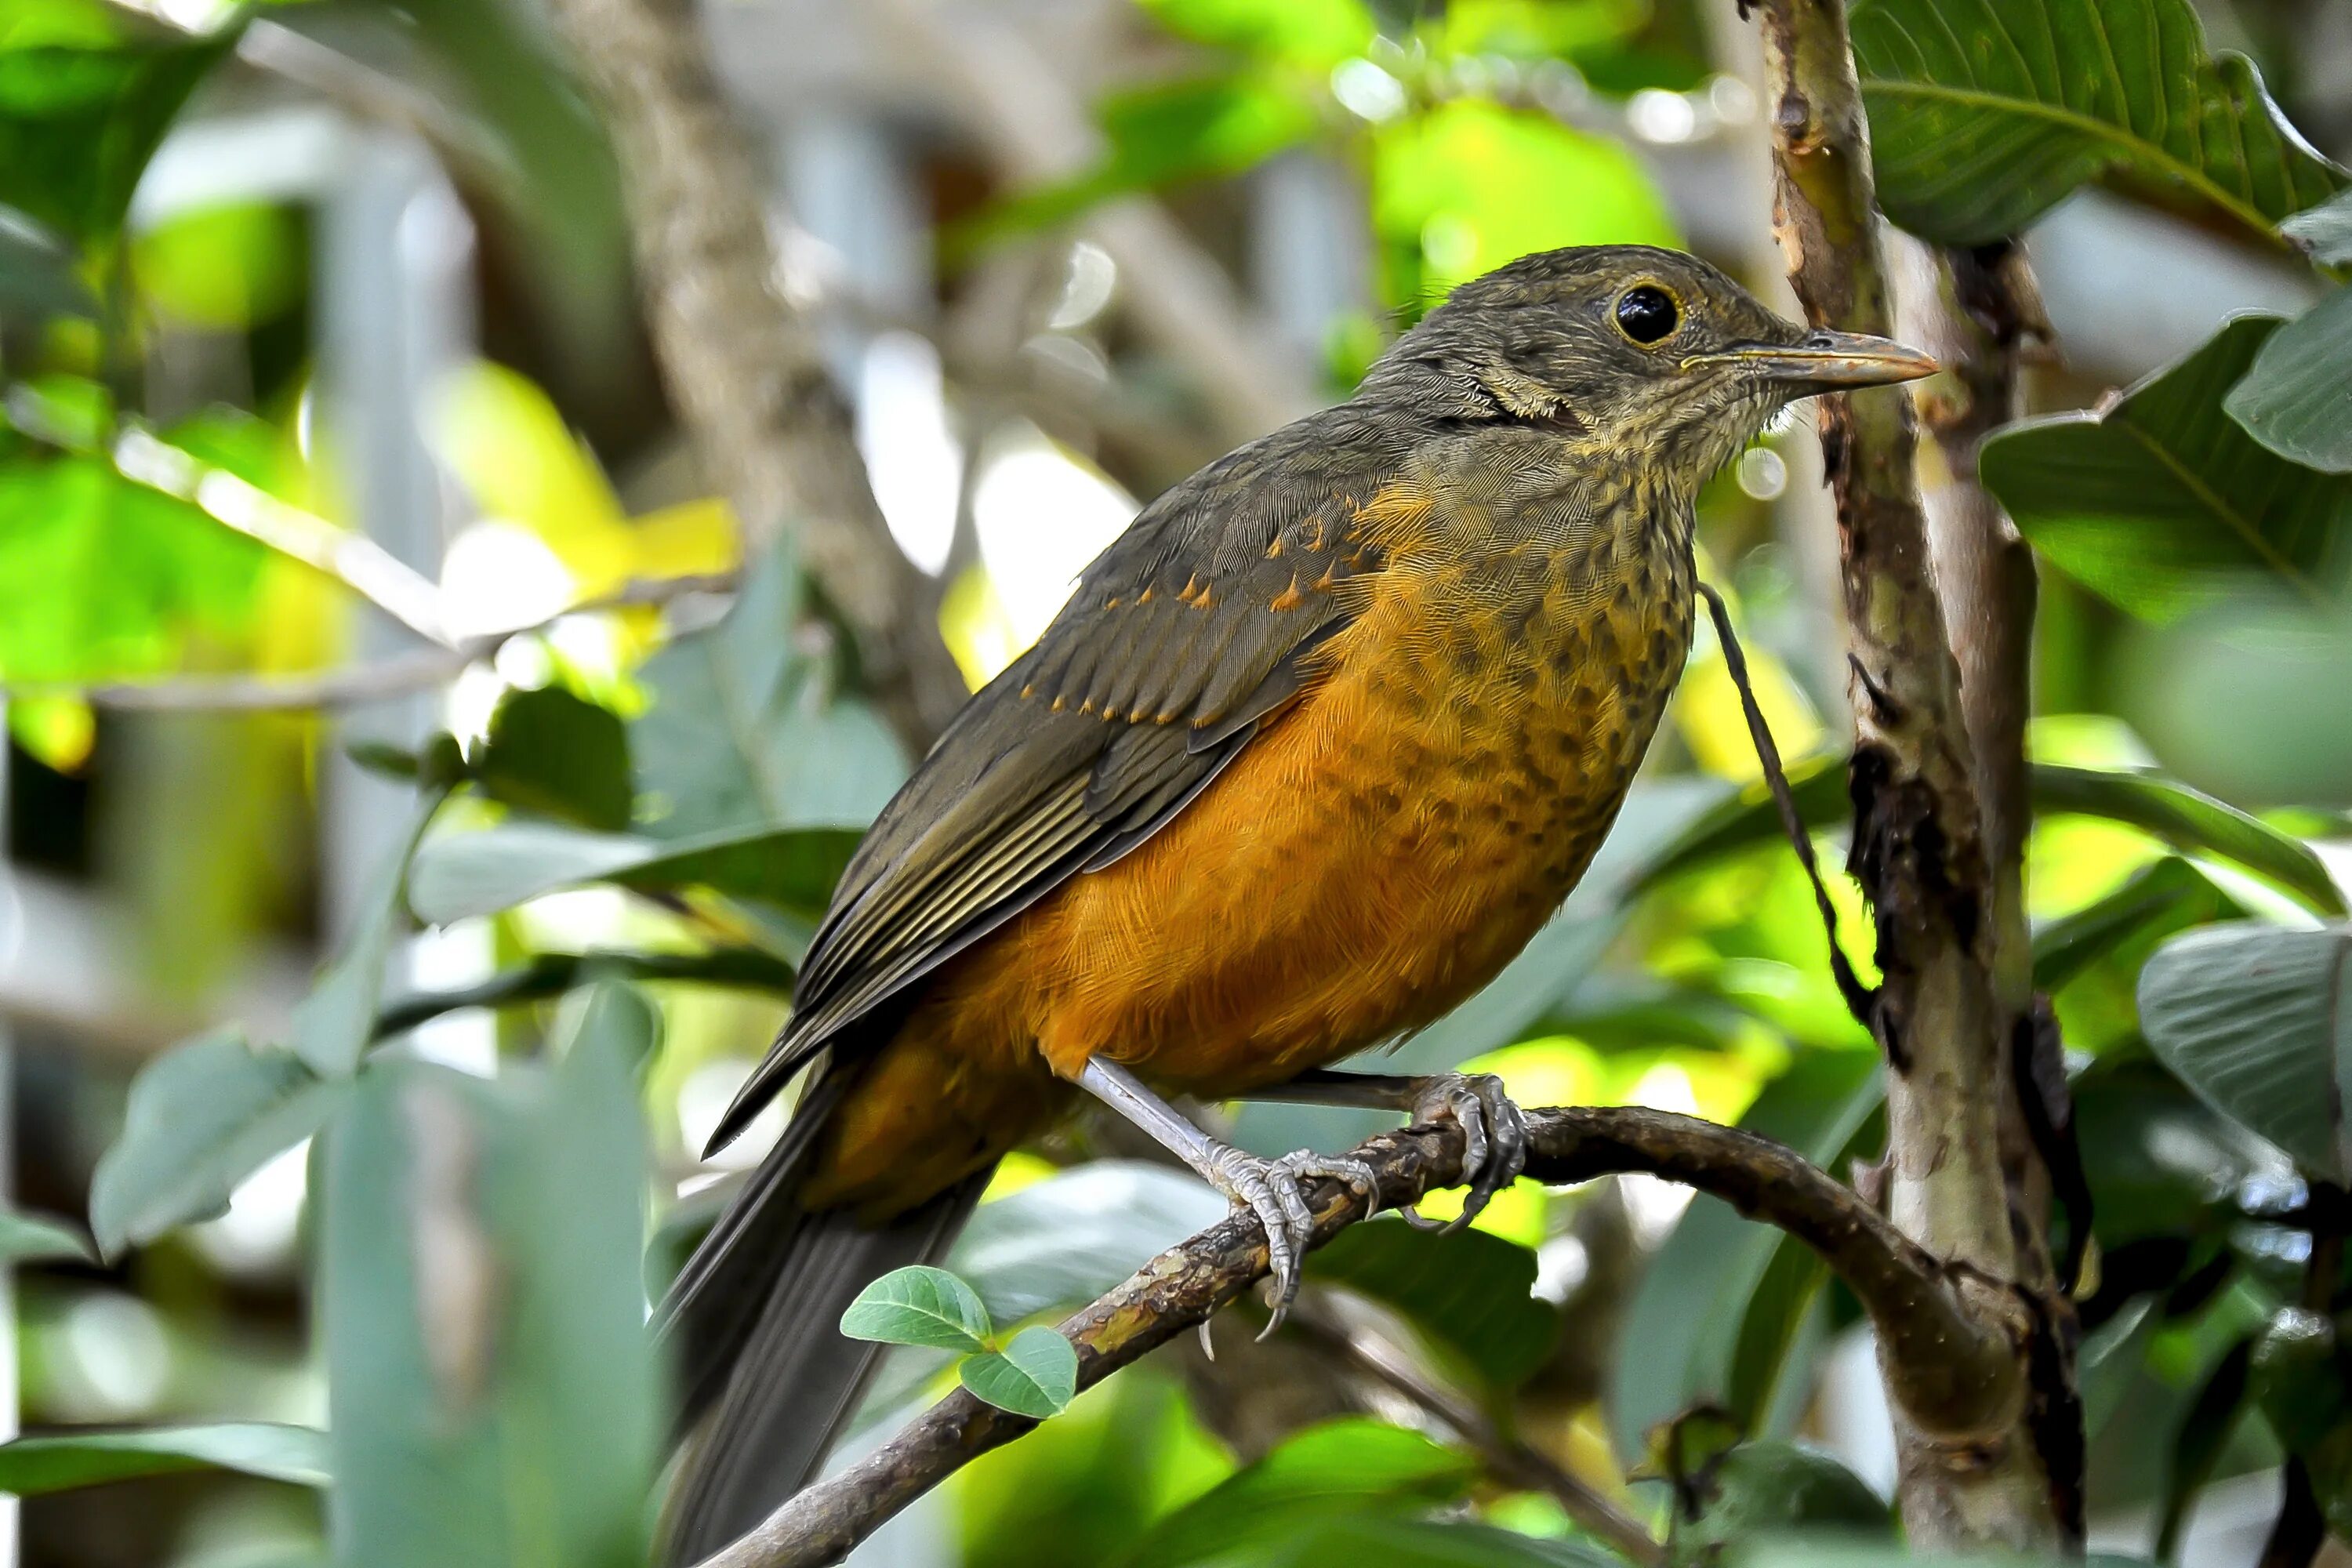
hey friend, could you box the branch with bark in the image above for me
[1748,0,2060,1547]
[538,0,967,750]
[691,1105,2022,1568]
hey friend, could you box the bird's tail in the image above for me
[658,1066,990,1565]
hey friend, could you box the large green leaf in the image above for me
[2225,285,2352,474]
[2139,922,2351,1179]
[407,818,860,927]
[1305,1218,1558,1392]
[1982,318,2352,622]
[1115,1418,1475,1568]
[1850,0,2345,246]
[474,685,633,832]
[88,1030,343,1258]
[0,1423,328,1494]
[322,984,659,1568]
[632,547,906,839]
[1610,1048,1885,1457]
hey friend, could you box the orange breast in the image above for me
[804,548,1688,1218]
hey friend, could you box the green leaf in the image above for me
[1612,1048,1885,1457]
[0,1207,90,1264]
[321,984,660,1568]
[949,1162,1225,1328]
[407,818,861,927]
[0,1423,329,1495]
[0,13,233,245]
[2225,285,2352,474]
[2139,922,2351,1179]
[2033,763,2343,916]
[1136,0,1376,67]
[632,547,906,839]
[293,788,447,1075]
[2033,856,2237,993]
[89,1030,343,1257]
[2285,188,2352,265]
[1305,1218,1558,1391]
[1982,317,2352,622]
[1671,1439,1892,1556]
[474,685,633,832]
[959,1325,1080,1419]
[1849,0,2346,246]
[1116,1417,1476,1568]
[841,1265,993,1352]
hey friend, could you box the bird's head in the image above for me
[1361,244,1936,497]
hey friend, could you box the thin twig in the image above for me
[692,1105,2019,1568]
[1288,1303,1664,1566]
[0,572,737,712]
[1695,580,1875,1027]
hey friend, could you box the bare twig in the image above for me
[538,0,967,749]
[1289,1304,1664,1567]
[0,572,736,712]
[692,1105,2018,1568]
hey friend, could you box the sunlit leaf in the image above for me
[2224,285,2352,474]
[1850,0,2346,245]
[0,1423,329,1495]
[960,1326,1080,1419]
[840,1265,993,1352]
[1117,1418,1476,1568]
[2140,922,2351,1179]
[1136,0,1375,67]
[88,1030,342,1257]
[1982,318,2352,622]
[1306,1218,1558,1391]
[130,201,307,328]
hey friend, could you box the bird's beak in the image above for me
[1688,328,1940,389]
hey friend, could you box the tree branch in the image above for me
[538,0,967,750]
[691,1105,2018,1568]
[1748,0,2053,1546]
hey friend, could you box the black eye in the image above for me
[1615,285,1679,344]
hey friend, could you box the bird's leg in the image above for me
[1243,1069,1529,1232]
[1075,1057,1379,1334]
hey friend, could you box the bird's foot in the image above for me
[1200,1143,1381,1336]
[1398,1072,1528,1232]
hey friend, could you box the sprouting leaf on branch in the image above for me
[960,1326,1080,1420]
[1981,318,2352,622]
[1849,0,2347,246]
[841,1265,995,1353]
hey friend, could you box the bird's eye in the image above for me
[1614,285,1680,345]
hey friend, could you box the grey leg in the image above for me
[1076,1057,1380,1332]
[1244,1069,1530,1232]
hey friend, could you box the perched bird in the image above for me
[660,244,1933,1559]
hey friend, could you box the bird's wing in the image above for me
[705,419,1401,1149]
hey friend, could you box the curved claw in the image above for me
[1202,1145,1382,1338]
[1396,1072,1529,1232]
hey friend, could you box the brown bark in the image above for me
[1747,0,2058,1548]
[691,1105,2022,1568]
[539,0,968,750]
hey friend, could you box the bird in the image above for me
[657,243,1934,1560]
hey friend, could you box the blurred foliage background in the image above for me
[1,0,2350,1563]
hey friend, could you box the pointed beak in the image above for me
[1689,328,1939,389]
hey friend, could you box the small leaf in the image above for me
[958,1325,1078,1419]
[0,1207,90,1264]
[1851,0,2346,246]
[89,1030,343,1257]
[2225,285,2352,474]
[2284,188,2352,266]
[840,1265,992,1352]
[1983,318,2352,624]
[0,1423,328,1495]
[475,684,633,832]
[2140,923,2351,1180]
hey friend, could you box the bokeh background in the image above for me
[2,0,2350,1564]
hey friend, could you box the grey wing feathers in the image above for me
[702,412,1403,1152]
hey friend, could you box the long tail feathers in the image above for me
[656,1069,988,1565]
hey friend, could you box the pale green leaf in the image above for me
[840,1265,992,1352]
[0,1423,328,1495]
[957,1325,1078,1419]
[2225,285,2352,474]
